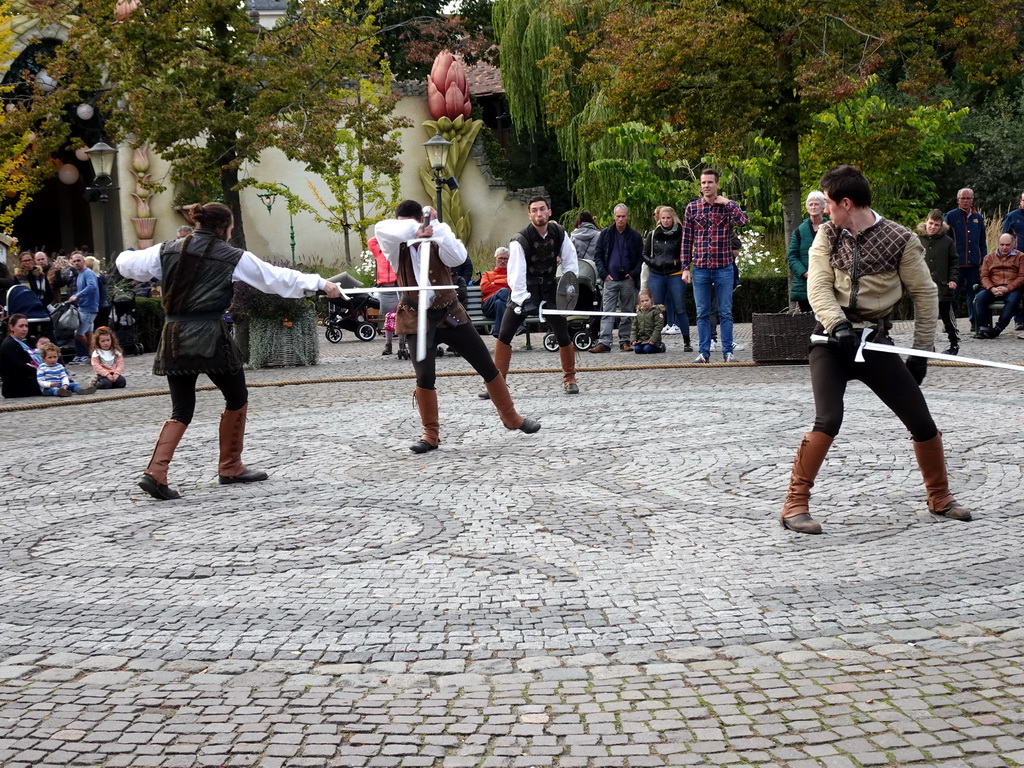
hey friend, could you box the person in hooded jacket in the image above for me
[918,209,959,355]
[569,211,600,262]
[642,206,690,351]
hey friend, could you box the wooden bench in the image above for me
[464,284,545,347]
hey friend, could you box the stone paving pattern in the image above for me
[3,319,1024,767]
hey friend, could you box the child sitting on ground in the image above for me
[630,288,666,354]
[37,343,96,397]
[90,326,127,389]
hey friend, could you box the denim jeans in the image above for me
[647,272,689,340]
[692,266,734,358]
[76,309,97,336]
[482,288,509,338]
[598,278,635,346]
[974,287,1024,331]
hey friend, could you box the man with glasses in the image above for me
[944,189,986,332]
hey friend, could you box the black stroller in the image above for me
[542,257,602,351]
[110,293,145,355]
[323,273,379,343]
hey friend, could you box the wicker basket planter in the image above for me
[752,311,817,365]
[247,315,320,369]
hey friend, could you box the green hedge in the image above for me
[677,276,789,323]
[134,297,165,352]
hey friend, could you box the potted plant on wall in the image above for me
[230,283,320,369]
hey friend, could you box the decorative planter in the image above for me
[246,315,319,369]
[131,217,157,240]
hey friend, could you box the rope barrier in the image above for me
[0,359,1006,413]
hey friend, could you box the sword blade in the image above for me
[336,285,458,296]
[417,241,430,361]
[810,334,1024,374]
[539,309,637,318]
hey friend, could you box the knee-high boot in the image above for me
[494,340,512,379]
[484,375,540,433]
[411,386,439,453]
[913,432,972,520]
[217,404,269,484]
[559,345,579,394]
[480,341,514,400]
[139,420,188,500]
[780,431,833,534]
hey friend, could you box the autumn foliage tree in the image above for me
[495,0,1024,240]
[36,0,387,249]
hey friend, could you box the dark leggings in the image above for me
[496,303,570,347]
[410,322,499,390]
[808,343,937,441]
[167,369,248,425]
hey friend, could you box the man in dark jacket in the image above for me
[590,204,643,353]
[944,188,986,331]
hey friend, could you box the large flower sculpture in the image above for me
[420,52,483,243]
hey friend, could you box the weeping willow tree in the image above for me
[493,0,634,222]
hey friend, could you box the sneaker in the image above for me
[733,342,746,351]
[941,346,959,356]
[1016,323,1024,331]
[709,340,718,351]
[57,388,73,397]
[693,353,709,364]
[683,341,693,352]
[78,384,97,395]
[662,325,680,335]
[589,343,611,354]
[724,352,736,363]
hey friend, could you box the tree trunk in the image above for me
[221,162,245,251]
[780,131,803,311]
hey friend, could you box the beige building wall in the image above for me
[116,93,531,269]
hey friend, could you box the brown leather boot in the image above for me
[139,420,187,500]
[485,375,540,433]
[480,341,514,400]
[411,386,440,453]
[780,431,833,534]
[914,432,972,521]
[559,345,579,394]
[217,404,269,484]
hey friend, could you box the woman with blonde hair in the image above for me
[642,205,690,350]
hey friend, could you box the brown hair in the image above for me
[927,208,944,222]
[90,326,123,356]
[183,202,234,239]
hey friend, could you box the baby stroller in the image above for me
[323,273,379,343]
[6,285,55,345]
[542,257,602,351]
[111,293,145,355]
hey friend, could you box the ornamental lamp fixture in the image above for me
[423,132,451,172]
[85,141,117,182]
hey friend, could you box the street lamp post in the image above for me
[85,141,118,261]
[256,184,296,267]
[422,133,459,223]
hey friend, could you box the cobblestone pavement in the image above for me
[3,319,1024,767]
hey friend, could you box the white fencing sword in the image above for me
[811,327,1024,374]
[537,302,636,321]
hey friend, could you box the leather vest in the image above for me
[513,223,565,288]
[153,230,244,376]
[394,241,469,334]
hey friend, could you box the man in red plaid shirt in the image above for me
[681,168,748,363]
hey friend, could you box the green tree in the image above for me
[495,0,1023,242]
[39,0,384,249]
[256,76,409,264]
